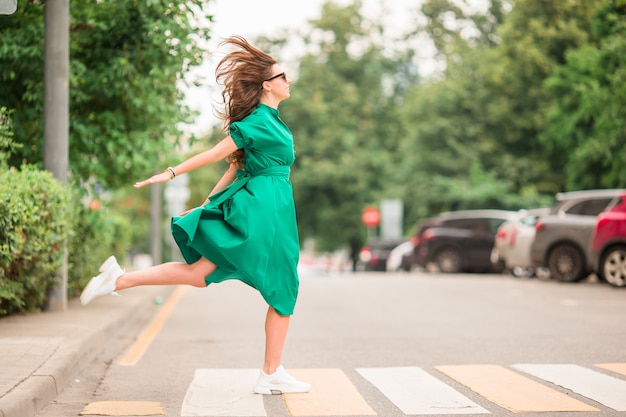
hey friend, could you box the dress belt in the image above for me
[203,166,290,209]
[236,166,290,179]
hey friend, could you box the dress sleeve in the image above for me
[229,122,248,149]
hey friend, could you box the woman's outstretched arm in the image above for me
[134,136,238,188]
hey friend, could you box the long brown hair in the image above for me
[215,36,276,167]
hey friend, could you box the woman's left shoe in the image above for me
[80,256,125,305]
[253,365,311,394]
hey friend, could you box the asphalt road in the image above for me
[36,271,626,417]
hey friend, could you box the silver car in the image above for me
[491,208,550,278]
[529,189,626,282]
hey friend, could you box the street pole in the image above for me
[43,0,69,312]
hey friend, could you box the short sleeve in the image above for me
[229,122,248,149]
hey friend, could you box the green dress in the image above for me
[171,104,300,316]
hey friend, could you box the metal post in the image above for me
[43,0,69,312]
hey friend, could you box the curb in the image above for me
[0,287,163,417]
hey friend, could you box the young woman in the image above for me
[80,36,310,395]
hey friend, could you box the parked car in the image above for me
[590,191,626,287]
[412,210,518,273]
[358,238,406,271]
[386,240,414,272]
[491,208,550,278]
[529,189,626,282]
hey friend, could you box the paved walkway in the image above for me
[0,286,163,417]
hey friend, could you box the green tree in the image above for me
[0,0,210,189]
[481,0,601,194]
[398,0,601,222]
[541,0,626,189]
[282,1,416,257]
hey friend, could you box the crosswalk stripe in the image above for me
[514,364,626,411]
[283,369,376,416]
[180,369,266,417]
[435,364,599,413]
[596,363,626,377]
[357,366,488,415]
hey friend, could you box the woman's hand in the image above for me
[134,171,171,188]
[179,208,193,216]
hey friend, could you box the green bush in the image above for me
[67,203,132,298]
[0,107,22,168]
[0,166,73,316]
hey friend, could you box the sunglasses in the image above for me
[264,72,287,82]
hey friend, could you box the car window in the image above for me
[565,198,613,216]
[520,215,538,226]
[441,218,476,229]
[488,219,507,233]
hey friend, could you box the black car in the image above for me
[358,238,406,271]
[412,210,518,273]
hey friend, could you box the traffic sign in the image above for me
[361,206,381,227]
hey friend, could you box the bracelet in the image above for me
[166,167,176,179]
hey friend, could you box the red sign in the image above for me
[361,206,381,227]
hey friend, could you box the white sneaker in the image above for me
[80,256,124,305]
[253,365,311,395]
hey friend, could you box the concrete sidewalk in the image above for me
[0,286,165,417]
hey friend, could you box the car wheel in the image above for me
[434,247,462,273]
[547,244,585,282]
[600,245,626,288]
[534,267,552,281]
[512,266,534,278]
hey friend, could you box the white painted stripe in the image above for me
[180,369,266,417]
[357,366,489,415]
[514,364,626,411]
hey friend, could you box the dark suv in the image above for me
[590,191,626,287]
[411,210,517,273]
[529,189,626,282]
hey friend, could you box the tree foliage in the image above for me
[283,1,416,254]
[0,0,210,188]
[541,0,626,189]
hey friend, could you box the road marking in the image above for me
[284,368,376,416]
[436,364,599,413]
[180,369,266,417]
[357,366,488,415]
[79,401,164,416]
[514,364,626,411]
[596,363,626,377]
[119,286,187,366]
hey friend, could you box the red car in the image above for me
[590,192,626,287]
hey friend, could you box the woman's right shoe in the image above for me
[80,256,124,305]
[253,365,311,394]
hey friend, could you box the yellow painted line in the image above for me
[284,368,377,416]
[80,401,164,415]
[436,364,599,413]
[596,363,626,377]
[119,286,187,366]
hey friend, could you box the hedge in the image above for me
[0,167,133,316]
[0,166,73,315]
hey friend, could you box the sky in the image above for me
[182,0,426,134]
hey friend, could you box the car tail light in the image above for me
[496,229,507,240]
[535,220,544,232]
[423,229,436,241]
[359,247,372,262]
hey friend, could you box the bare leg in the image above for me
[263,306,290,374]
[116,257,216,291]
